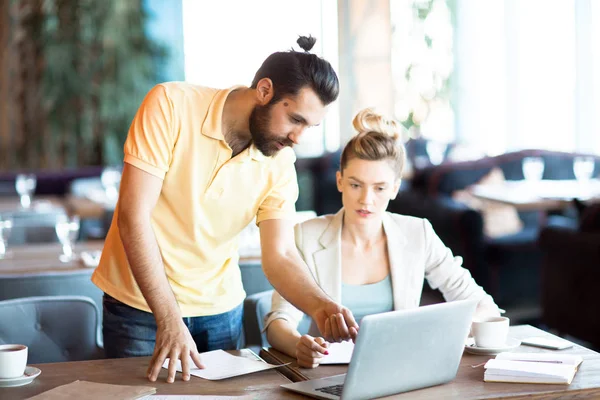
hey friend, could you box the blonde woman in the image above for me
[264,108,500,368]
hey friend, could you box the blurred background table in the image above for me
[0,196,67,245]
[0,241,105,326]
[471,179,600,212]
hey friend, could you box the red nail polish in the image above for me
[325,351,329,355]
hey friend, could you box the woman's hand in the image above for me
[470,303,503,338]
[296,335,329,368]
[473,303,502,321]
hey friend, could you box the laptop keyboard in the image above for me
[316,384,344,396]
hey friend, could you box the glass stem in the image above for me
[62,243,73,258]
[20,195,31,208]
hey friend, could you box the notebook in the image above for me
[26,380,156,399]
[484,352,583,384]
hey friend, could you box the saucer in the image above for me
[0,366,41,387]
[464,337,521,355]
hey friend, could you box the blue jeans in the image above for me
[102,294,243,358]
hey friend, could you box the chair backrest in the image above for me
[239,262,273,297]
[0,296,102,363]
[243,290,312,350]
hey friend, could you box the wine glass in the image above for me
[573,156,596,182]
[426,141,447,166]
[55,215,80,262]
[15,174,37,209]
[0,217,13,259]
[522,157,545,182]
[101,167,122,203]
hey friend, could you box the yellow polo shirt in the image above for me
[92,82,299,317]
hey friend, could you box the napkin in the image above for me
[80,250,102,268]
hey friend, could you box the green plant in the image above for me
[391,0,453,138]
[23,0,166,168]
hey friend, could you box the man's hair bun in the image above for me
[297,35,317,52]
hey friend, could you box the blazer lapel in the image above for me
[311,211,419,310]
[313,209,344,303]
[382,212,415,310]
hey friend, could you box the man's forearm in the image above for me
[118,214,180,323]
[262,250,329,316]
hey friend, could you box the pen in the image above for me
[471,359,565,368]
[512,359,563,364]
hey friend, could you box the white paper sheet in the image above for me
[320,341,354,364]
[149,396,254,399]
[161,350,283,380]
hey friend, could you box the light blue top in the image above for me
[341,274,394,324]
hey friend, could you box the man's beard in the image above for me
[249,103,293,157]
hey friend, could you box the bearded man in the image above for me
[92,36,358,383]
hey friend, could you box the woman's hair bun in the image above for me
[352,108,401,141]
[297,35,317,52]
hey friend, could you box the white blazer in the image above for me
[264,208,497,331]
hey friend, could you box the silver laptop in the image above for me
[281,299,477,400]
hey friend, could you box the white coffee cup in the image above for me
[0,344,28,379]
[471,317,509,348]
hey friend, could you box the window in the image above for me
[390,0,455,144]
[181,0,339,157]
[453,0,599,156]
[589,0,600,154]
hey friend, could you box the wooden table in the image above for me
[0,240,262,277]
[0,241,104,275]
[470,180,600,212]
[260,325,600,399]
[0,192,113,221]
[0,350,305,399]
[0,241,106,316]
[0,196,65,215]
[63,194,113,220]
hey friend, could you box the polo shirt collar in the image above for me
[248,143,267,161]
[200,85,244,140]
[201,85,270,163]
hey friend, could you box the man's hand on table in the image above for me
[147,317,204,383]
[313,301,359,343]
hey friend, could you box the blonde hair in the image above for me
[340,108,406,178]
